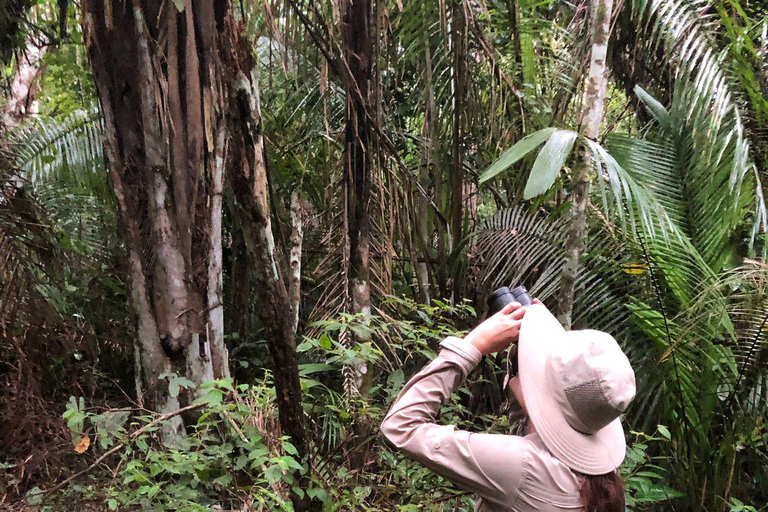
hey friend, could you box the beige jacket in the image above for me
[381,337,584,512]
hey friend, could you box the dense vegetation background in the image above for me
[1,0,768,510]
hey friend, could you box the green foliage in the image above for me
[36,42,97,117]
[728,498,760,512]
[49,380,303,511]
[479,127,558,183]
[524,129,578,199]
[46,303,687,511]
[621,427,683,510]
[4,0,768,510]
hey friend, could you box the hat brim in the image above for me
[518,305,627,475]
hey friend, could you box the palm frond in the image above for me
[11,108,104,189]
[628,0,766,264]
[0,140,61,326]
[9,108,113,260]
[470,205,634,333]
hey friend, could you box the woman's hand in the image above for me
[465,301,528,356]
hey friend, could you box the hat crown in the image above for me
[550,330,636,435]
[518,305,635,474]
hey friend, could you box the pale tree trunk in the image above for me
[557,0,615,328]
[414,33,437,305]
[81,0,231,443]
[1,38,46,128]
[289,190,303,334]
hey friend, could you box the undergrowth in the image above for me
[6,298,683,511]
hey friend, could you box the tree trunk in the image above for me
[289,191,303,334]
[1,37,46,128]
[81,0,234,442]
[415,31,438,306]
[341,0,373,391]
[506,0,524,91]
[223,35,315,511]
[450,0,466,303]
[557,0,615,329]
[339,0,375,470]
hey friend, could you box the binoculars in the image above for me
[486,286,533,316]
[486,286,533,382]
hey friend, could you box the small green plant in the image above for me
[44,303,699,511]
[621,426,683,510]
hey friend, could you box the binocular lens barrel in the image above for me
[486,286,533,316]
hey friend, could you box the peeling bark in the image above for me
[81,0,230,442]
[1,38,46,128]
[207,126,229,379]
[557,0,615,329]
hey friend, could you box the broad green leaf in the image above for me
[479,128,558,183]
[169,380,180,398]
[308,487,330,503]
[264,464,283,484]
[194,388,223,406]
[319,334,333,350]
[523,130,578,199]
[283,441,299,456]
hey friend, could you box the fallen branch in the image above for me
[42,402,204,499]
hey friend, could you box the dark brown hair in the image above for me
[580,470,625,512]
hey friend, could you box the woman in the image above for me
[380,301,636,512]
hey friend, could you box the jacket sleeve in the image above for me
[380,337,528,507]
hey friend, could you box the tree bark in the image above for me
[338,0,376,471]
[415,28,438,306]
[557,0,615,329]
[81,0,232,443]
[506,0,524,91]
[341,0,373,391]
[1,37,46,128]
[450,0,466,303]
[289,190,303,334]
[223,35,315,510]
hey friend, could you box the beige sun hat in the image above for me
[517,304,636,475]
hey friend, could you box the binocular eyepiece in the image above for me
[486,286,533,316]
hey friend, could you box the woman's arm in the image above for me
[380,304,530,506]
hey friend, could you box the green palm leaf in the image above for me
[471,206,633,333]
[479,127,558,184]
[523,129,577,199]
[11,108,107,197]
[630,0,765,264]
